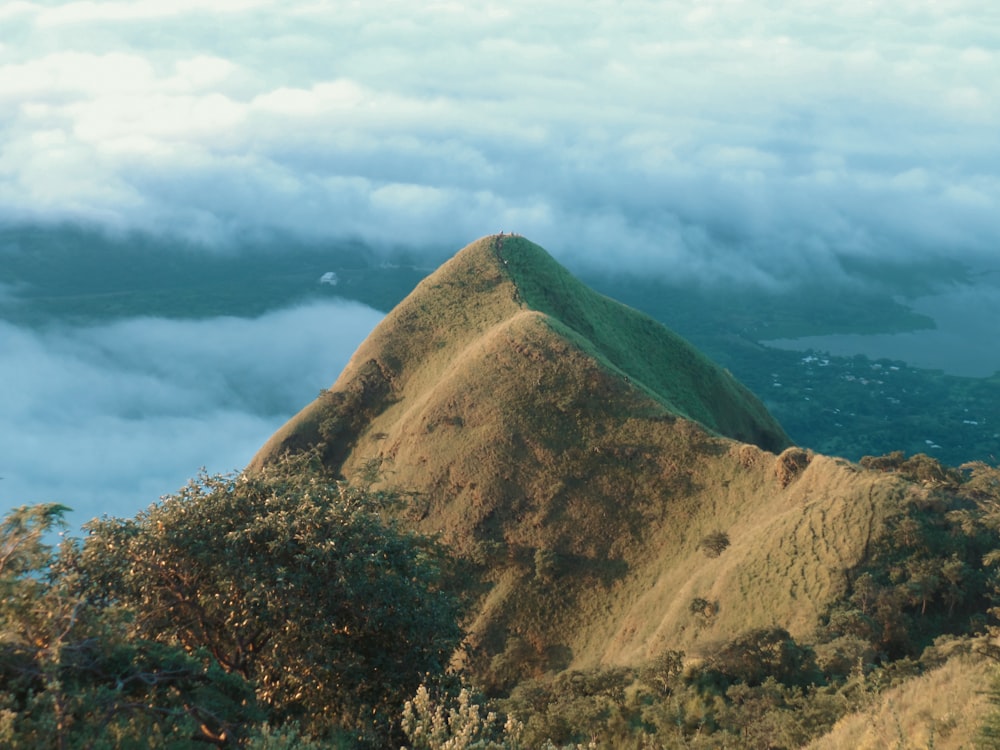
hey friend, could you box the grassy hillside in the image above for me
[805,649,992,750]
[249,236,1000,694]
[253,234,788,468]
[497,235,788,450]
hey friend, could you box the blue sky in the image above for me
[1,0,997,524]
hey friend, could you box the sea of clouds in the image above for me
[2,0,997,281]
[1,0,997,524]
[0,301,383,527]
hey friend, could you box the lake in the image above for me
[763,279,1000,378]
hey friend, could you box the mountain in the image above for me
[253,233,788,462]
[249,236,985,687]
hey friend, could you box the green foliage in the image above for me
[703,628,822,690]
[244,722,344,749]
[500,654,854,750]
[0,504,257,747]
[75,455,465,744]
[505,667,636,748]
[818,460,1000,660]
[0,467,468,746]
[638,650,684,696]
[978,668,1000,749]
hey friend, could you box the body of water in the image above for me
[764,280,1000,378]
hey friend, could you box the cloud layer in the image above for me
[0,300,383,527]
[1,1,997,282]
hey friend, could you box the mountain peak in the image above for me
[253,236,787,475]
[248,238,959,681]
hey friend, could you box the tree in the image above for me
[707,628,820,689]
[0,504,256,748]
[75,455,465,744]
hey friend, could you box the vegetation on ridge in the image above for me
[7,454,1000,747]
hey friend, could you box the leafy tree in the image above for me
[75,456,465,744]
[505,667,636,748]
[705,628,821,689]
[0,504,256,748]
[638,649,685,696]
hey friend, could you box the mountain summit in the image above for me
[254,234,788,470]
[251,236,904,677]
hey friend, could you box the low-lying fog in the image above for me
[0,302,382,528]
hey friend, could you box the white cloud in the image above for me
[251,80,366,117]
[0,0,997,279]
[0,300,384,527]
[35,0,270,26]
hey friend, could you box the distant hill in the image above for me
[249,236,992,693]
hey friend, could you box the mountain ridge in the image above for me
[252,234,789,472]
[247,236,935,682]
[494,234,789,449]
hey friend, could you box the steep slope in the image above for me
[250,235,911,680]
[253,234,788,468]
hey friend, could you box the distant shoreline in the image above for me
[762,281,1000,378]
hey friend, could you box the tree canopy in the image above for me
[0,456,465,747]
[0,503,258,748]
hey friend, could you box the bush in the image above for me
[75,456,465,744]
[401,684,523,750]
[775,447,811,487]
[700,530,731,558]
[706,628,821,689]
[0,505,258,747]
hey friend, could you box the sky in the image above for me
[1,0,998,525]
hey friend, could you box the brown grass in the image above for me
[249,235,928,684]
[806,650,994,750]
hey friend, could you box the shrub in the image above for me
[706,628,821,689]
[775,447,811,488]
[700,530,731,558]
[75,456,465,743]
